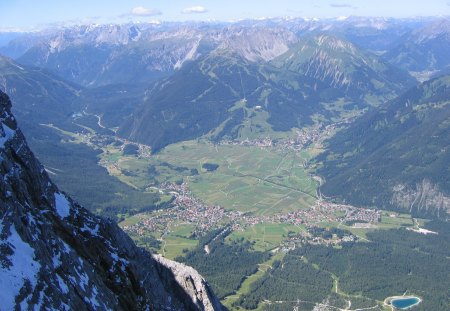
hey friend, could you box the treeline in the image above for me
[146,161,198,185]
[122,144,139,155]
[234,255,333,310]
[308,226,351,239]
[176,229,269,298]
[202,163,219,172]
[28,131,162,220]
[133,234,162,252]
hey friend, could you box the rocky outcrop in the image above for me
[0,90,223,310]
[154,255,220,311]
[391,180,450,218]
[216,27,297,62]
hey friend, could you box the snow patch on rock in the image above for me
[80,223,99,236]
[54,192,71,218]
[56,274,69,294]
[0,121,15,148]
[0,225,41,309]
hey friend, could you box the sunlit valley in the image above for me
[0,4,449,310]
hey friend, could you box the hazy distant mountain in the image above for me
[317,75,450,218]
[15,24,209,86]
[0,32,24,50]
[214,26,297,61]
[0,32,44,58]
[383,19,450,74]
[0,17,434,87]
[284,17,416,51]
[8,24,297,87]
[240,16,434,52]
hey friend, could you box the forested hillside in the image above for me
[317,75,450,218]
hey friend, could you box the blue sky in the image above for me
[1,0,449,31]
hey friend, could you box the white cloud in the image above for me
[330,3,353,8]
[182,6,208,14]
[131,6,162,16]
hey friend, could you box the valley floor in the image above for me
[37,118,446,311]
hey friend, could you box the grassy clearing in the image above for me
[162,235,198,259]
[222,252,285,310]
[159,224,199,259]
[118,214,142,227]
[228,223,306,251]
[378,213,414,228]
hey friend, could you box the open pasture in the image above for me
[158,141,318,215]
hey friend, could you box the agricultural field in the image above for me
[227,223,307,251]
[104,139,318,215]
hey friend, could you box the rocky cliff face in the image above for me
[391,180,450,218]
[0,90,223,310]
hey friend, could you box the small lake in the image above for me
[390,297,421,309]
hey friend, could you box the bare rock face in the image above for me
[217,27,297,62]
[154,255,220,311]
[0,90,223,310]
[391,180,450,218]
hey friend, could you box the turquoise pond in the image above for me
[391,297,420,309]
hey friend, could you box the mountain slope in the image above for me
[0,91,223,309]
[13,24,300,88]
[215,26,297,62]
[117,51,328,151]
[383,19,450,74]
[317,75,450,218]
[118,35,414,152]
[0,55,81,131]
[272,35,414,99]
[0,56,163,218]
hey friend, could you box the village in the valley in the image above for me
[220,123,338,152]
[68,114,381,248]
[122,181,382,247]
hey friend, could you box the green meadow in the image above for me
[102,139,318,216]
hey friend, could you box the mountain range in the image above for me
[1,17,447,86]
[383,19,450,75]
[117,33,414,151]
[1,17,449,212]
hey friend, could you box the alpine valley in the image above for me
[0,16,449,311]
